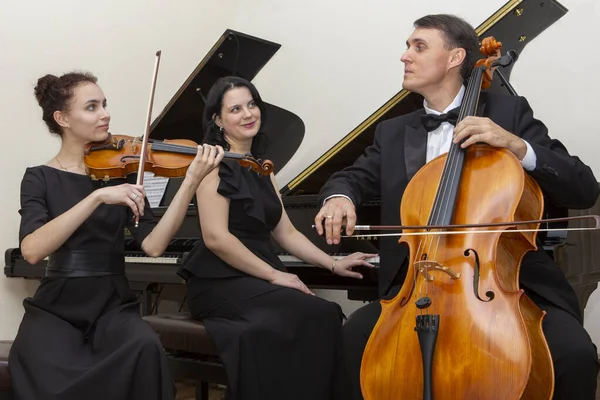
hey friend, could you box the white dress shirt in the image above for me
[324,87,537,205]
[424,85,537,168]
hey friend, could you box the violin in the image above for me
[83,133,274,181]
[359,37,555,400]
[87,51,274,228]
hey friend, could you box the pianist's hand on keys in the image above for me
[269,252,377,295]
[329,252,377,279]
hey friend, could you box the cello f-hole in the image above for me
[465,248,495,302]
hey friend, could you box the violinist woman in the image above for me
[178,75,376,400]
[9,71,224,400]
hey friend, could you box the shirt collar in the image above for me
[423,85,465,115]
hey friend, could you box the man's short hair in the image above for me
[414,14,480,81]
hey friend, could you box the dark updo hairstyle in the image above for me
[202,76,269,158]
[34,71,98,136]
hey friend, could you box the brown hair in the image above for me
[34,71,98,135]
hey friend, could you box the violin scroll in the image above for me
[239,157,274,176]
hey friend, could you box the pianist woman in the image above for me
[9,71,224,400]
[178,75,376,400]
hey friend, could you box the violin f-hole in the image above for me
[120,155,140,162]
[465,248,495,302]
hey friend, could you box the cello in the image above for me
[359,37,555,399]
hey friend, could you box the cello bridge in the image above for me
[414,260,461,281]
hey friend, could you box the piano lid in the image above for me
[149,29,305,175]
[280,0,568,196]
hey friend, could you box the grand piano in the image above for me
[6,0,599,318]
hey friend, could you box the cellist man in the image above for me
[315,14,599,400]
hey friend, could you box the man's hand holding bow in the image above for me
[453,116,527,160]
[314,197,357,245]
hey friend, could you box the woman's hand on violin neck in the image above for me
[315,197,357,245]
[268,270,315,295]
[186,144,225,186]
[453,116,527,160]
[332,252,378,279]
[94,184,145,217]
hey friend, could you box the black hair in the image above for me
[202,76,269,158]
[414,14,480,81]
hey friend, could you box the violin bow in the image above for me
[134,50,162,227]
[323,215,600,238]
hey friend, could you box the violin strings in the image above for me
[150,142,250,163]
[151,142,198,155]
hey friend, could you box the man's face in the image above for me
[400,27,459,94]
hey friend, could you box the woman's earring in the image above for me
[219,126,223,133]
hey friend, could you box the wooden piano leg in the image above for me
[195,381,209,400]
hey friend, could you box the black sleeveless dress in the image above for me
[181,160,350,400]
[9,165,176,400]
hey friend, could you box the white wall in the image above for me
[228,0,600,344]
[1,0,599,348]
[0,0,235,338]
[231,0,502,186]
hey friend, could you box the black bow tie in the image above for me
[421,107,460,132]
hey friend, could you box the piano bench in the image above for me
[0,340,13,400]
[143,313,227,400]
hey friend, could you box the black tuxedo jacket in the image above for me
[318,92,599,323]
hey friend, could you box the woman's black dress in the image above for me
[9,165,176,400]
[180,160,350,400]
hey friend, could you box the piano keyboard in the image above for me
[38,254,183,265]
[125,255,181,264]
[278,254,380,267]
[39,253,380,267]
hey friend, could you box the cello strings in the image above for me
[426,66,479,261]
[430,73,476,260]
[432,66,481,254]
[411,66,482,309]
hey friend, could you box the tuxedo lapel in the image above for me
[404,123,427,182]
[476,95,487,117]
[403,93,484,183]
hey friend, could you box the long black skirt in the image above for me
[8,275,176,400]
[187,275,351,400]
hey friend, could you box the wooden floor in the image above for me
[174,374,600,399]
